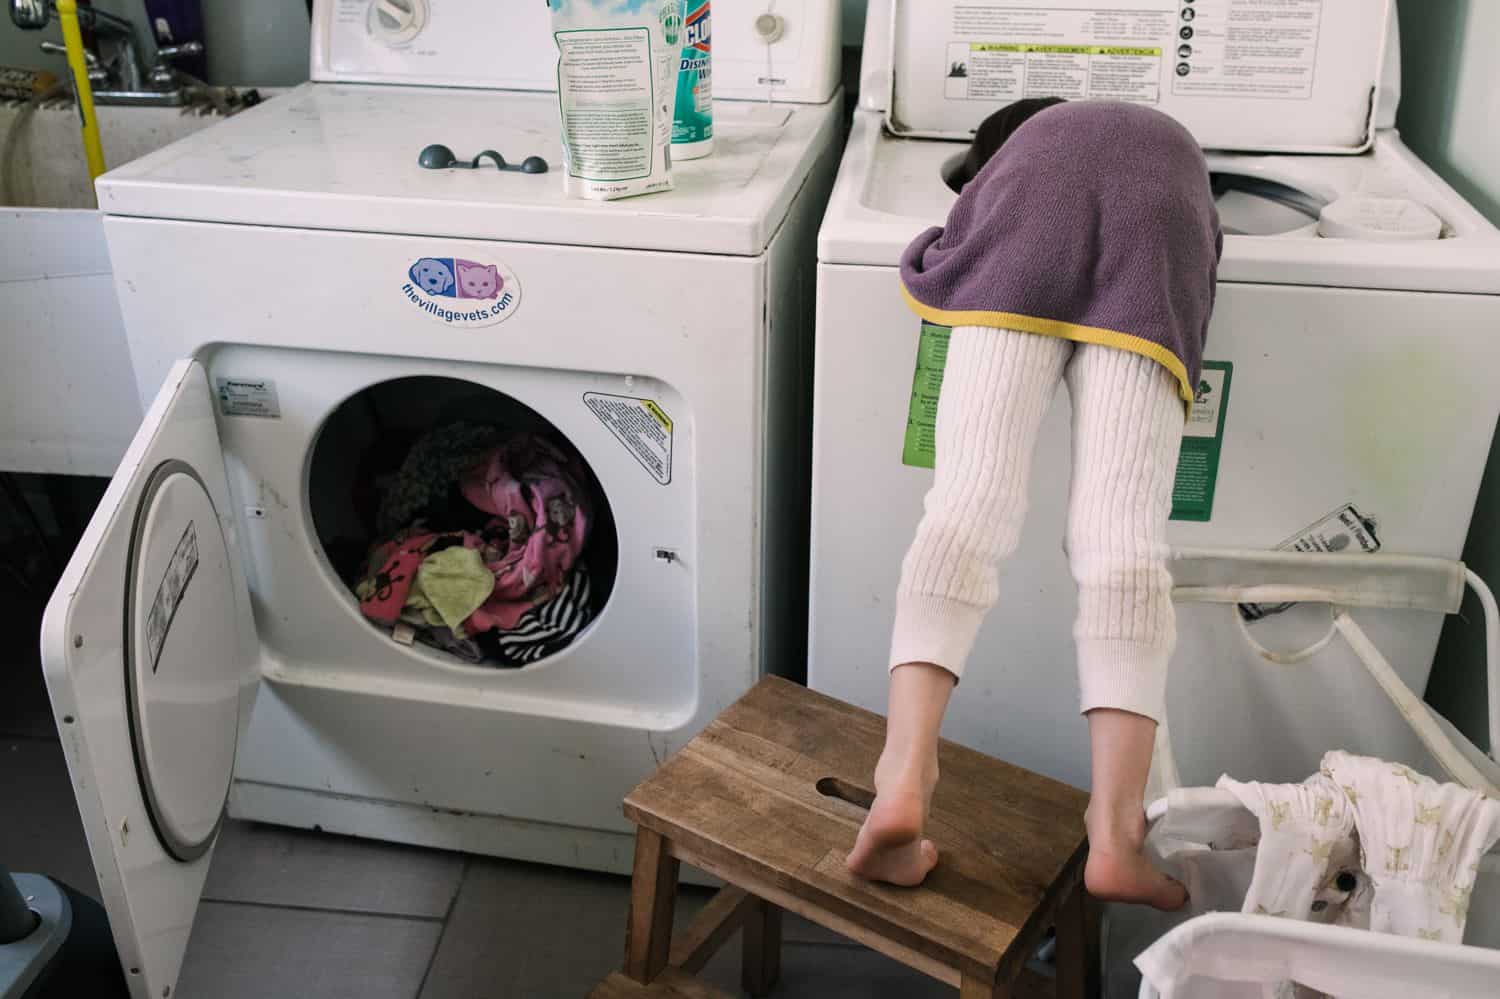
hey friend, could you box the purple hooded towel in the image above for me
[899,101,1223,403]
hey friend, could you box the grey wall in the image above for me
[1398,0,1500,753]
[198,0,309,87]
[1396,0,1500,224]
[0,0,310,86]
[841,0,865,45]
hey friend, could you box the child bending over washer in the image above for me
[846,98,1222,910]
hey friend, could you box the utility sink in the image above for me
[0,90,268,476]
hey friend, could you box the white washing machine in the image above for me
[39,2,843,996]
[811,0,1500,792]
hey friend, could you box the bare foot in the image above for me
[846,757,940,887]
[847,790,939,886]
[1084,805,1187,911]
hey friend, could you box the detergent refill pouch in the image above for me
[549,0,682,201]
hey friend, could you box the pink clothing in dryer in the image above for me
[461,435,591,632]
[358,531,435,624]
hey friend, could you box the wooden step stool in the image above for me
[589,677,1097,998]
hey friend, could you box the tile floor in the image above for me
[1,593,1029,999]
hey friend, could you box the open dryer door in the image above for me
[40,359,259,999]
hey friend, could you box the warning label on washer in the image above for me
[1171,0,1326,99]
[585,393,673,485]
[216,377,281,419]
[946,41,1163,103]
[942,5,1172,104]
[145,521,199,674]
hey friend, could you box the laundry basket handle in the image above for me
[1333,602,1499,796]
[1468,568,1500,760]
[1151,550,1500,801]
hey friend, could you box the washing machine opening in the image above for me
[940,150,968,195]
[940,154,1326,237]
[1210,173,1325,236]
[308,376,619,671]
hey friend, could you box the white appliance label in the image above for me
[942,6,1172,104]
[938,1,1325,104]
[401,254,522,329]
[584,393,674,485]
[1240,502,1380,620]
[1278,504,1381,556]
[892,0,1381,150]
[145,521,200,673]
[1172,0,1325,99]
[216,377,281,419]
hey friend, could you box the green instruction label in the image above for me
[902,323,950,469]
[903,323,1232,522]
[1170,361,1233,522]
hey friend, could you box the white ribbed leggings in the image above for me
[889,326,1186,722]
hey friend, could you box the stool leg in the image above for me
[959,976,1007,998]
[624,828,680,983]
[741,898,782,997]
[1055,878,1102,999]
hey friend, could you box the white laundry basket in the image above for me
[1126,549,1500,999]
[1135,911,1500,999]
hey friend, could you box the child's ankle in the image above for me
[1084,799,1147,849]
[874,750,939,794]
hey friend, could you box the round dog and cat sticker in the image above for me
[402,254,522,328]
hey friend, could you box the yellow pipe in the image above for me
[56,0,106,181]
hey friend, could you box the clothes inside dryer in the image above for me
[308,376,618,669]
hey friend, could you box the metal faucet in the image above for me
[37,38,108,87]
[148,41,204,90]
[13,0,204,106]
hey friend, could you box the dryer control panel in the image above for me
[313,0,556,90]
[312,0,841,103]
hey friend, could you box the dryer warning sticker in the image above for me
[585,393,673,485]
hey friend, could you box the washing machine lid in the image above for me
[818,111,1500,294]
[40,359,259,999]
[878,0,1390,153]
[95,83,840,257]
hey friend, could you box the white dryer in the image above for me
[40,2,843,996]
[811,0,1500,791]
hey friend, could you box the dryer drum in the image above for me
[308,376,618,669]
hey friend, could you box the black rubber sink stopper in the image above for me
[418,144,548,174]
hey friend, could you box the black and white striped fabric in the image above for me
[487,566,594,667]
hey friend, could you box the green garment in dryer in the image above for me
[408,545,494,636]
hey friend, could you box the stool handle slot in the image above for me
[816,777,876,811]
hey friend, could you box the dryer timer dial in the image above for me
[368,0,428,47]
